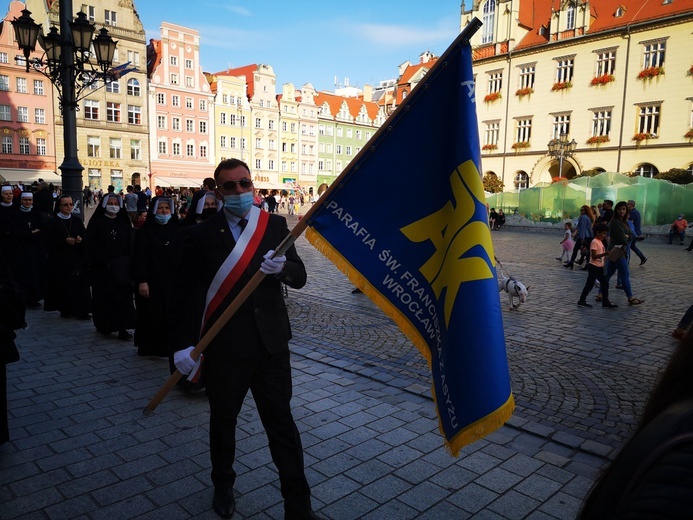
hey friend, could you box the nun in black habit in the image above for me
[85,193,135,340]
[130,196,180,356]
[42,194,91,319]
[180,190,220,226]
[8,192,45,308]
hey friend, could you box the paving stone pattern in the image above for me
[1,218,691,519]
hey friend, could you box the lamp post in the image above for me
[547,132,578,178]
[12,1,118,221]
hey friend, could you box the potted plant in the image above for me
[511,141,530,150]
[482,144,498,151]
[551,81,572,91]
[515,87,534,98]
[637,66,664,80]
[685,129,693,140]
[590,74,615,86]
[586,135,610,145]
[484,91,502,103]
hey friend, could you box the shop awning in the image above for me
[0,169,62,185]
[153,176,203,188]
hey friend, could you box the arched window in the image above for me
[481,0,496,44]
[566,4,576,30]
[634,163,658,178]
[514,171,529,190]
[127,78,140,97]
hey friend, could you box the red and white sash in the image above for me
[201,205,269,333]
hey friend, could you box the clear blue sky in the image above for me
[135,0,461,92]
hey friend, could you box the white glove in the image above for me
[174,346,196,375]
[260,250,286,275]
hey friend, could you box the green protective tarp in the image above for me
[485,172,693,226]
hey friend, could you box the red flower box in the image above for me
[515,87,534,97]
[482,144,498,151]
[590,74,615,86]
[685,129,693,139]
[632,133,653,142]
[511,141,530,150]
[484,91,502,103]
[586,136,610,145]
[637,66,664,80]
[551,81,572,91]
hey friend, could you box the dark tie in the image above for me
[238,218,247,232]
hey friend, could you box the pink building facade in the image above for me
[147,22,215,188]
[0,1,58,186]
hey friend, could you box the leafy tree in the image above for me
[655,168,693,185]
[483,174,504,193]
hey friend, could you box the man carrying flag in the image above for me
[171,159,322,520]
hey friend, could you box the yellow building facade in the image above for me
[461,0,693,191]
[27,0,150,192]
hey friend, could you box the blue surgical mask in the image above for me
[154,213,172,225]
[223,191,254,217]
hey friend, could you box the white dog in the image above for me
[498,276,529,310]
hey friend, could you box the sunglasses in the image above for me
[220,178,253,191]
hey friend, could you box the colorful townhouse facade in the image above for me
[0,1,58,186]
[314,91,386,190]
[280,82,319,192]
[212,64,281,189]
[26,0,151,193]
[4,0,396,196]
[461,0,693,191]
[146,22,215,188]
[206,71,251,182]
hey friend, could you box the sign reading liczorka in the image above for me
[305,27,514,456]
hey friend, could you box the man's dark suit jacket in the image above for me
[170,210,306,362]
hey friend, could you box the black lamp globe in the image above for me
[11,9,42,71]
[92,28,117,71]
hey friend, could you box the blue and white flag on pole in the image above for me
[305,22,514,455]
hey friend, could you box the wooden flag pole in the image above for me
[143,222,309,415]
[143,18,483,415]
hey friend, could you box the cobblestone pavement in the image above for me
[1,214,691,519]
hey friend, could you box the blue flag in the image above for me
[305,27,514,455]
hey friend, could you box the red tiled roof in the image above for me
[213,64,258,99]
[313,92,379,122]
[514,0,693,51]
[398,59,437,86]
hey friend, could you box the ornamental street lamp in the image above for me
[547,132,578,178]
[11,2,118,221]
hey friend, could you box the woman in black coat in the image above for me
[130,196,180,356]
[85,194,135,340]
[42,195,91,319]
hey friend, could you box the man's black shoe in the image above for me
[577,301,592,308]
[639,257,647,266]
[117,330,133,341]
[212,488,235,518]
